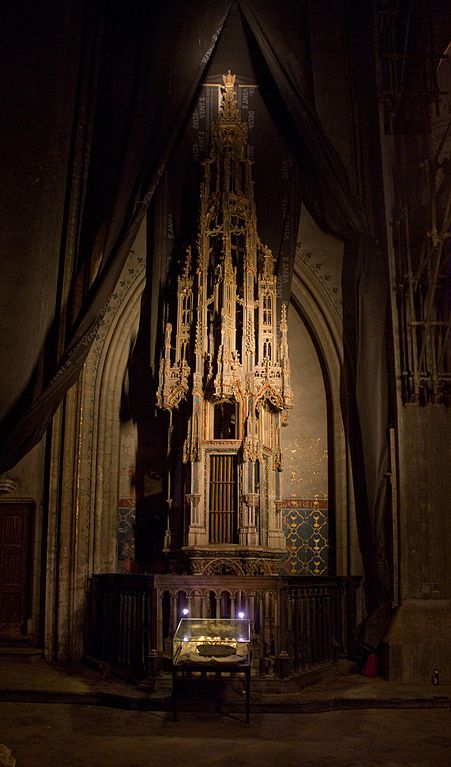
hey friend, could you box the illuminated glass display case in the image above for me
[173,618,252,667]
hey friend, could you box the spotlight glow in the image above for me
[182,608,189,616]
[237,611,245,619]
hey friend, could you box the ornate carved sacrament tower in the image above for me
[157,72,293,575]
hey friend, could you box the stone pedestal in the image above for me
[383,407,451,682]
[381,599,451,682]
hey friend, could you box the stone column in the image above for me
[382,407,451,681]
[186,493,205,546]
[240,493,259,546]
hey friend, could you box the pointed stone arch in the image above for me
[290,249,361,577]
[79,248,146,576]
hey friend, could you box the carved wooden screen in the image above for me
[209,454,237,543]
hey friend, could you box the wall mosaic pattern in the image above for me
[117,499,136,572]
[282,436,328,499]
[117,497,329,576]
[280,499,329,575]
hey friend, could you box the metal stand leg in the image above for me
[246,667,250,724]
[172,667,177,721]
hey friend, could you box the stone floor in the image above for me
[0,659,450,766]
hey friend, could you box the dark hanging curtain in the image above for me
[0,0,390,607]
[240,0,391,608]
[0,0,233,472]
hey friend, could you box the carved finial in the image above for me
[164,322,172,348]
[183,245,192,278]
[280,302,288,332]
[262,244,274,278]
[223,69,236,90]
[219,70,239,121]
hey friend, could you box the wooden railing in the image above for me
[87,574,157,678]
[281,577,361,671]
[87,574,361,680]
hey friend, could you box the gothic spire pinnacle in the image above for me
[219,70,240,122]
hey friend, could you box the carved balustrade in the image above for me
[87,573,360,680]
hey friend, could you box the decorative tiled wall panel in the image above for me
[280,499,328,575]
[117,499,136,571]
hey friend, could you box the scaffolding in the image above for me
[395,154,451,403]
[377,0,450,403]
[377,0,441,134]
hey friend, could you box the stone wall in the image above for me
[282,305,328,500]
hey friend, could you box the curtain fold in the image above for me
[0,0,391,607]
[238,0,391,605]
[239,0,369,237]
[0,0,232,473]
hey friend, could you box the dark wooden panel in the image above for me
[0,502,33,636]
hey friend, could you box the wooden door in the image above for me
[0,502,33,637]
